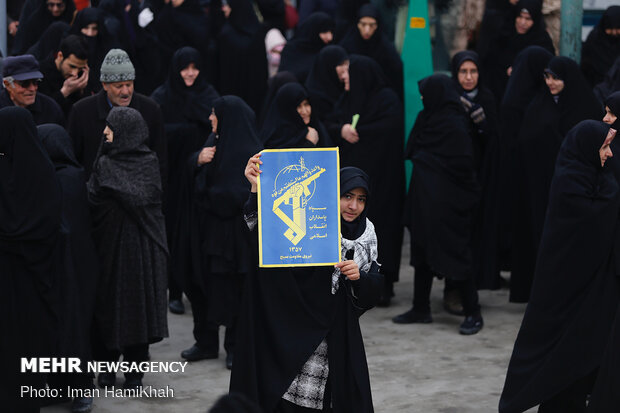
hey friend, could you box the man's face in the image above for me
[3,78,39,108]
[102,81,134,107]
[56,53,88,79]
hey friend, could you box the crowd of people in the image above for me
[2,0,620,412]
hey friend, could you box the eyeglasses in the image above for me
[47,1,65,8]
[15,79,42,88]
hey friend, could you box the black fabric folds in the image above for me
[404,74,479,280]
[257,71,298,128]
[499,120,620,413]
[509,56,603,302]
[304,45,348,120]
[38,124,99,365]
[0,107,61,410]
[278,12,335,84]
[12,0,76,55]
[581,6,620,87]
[259,82,331,149]
[334,55,404,279]
[338,3,403,99]
[605,91,620,131]
[87,106,168,350]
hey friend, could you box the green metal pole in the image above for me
[400,0,434,182]
[559,0,583,61]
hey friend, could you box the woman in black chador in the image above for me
[278,12,335,84]
[216,0,268,114]
[180,96,261,369]
[510,56,603,303]
[259,82,332,149]
[257,71,298,129]
[39,124,99,412]
[152,47,221,314]
[499,120,620,413]
[331,55,404,305]
[0,107,61,412]
[394,74,483,335]
[339,3,403,99]
[581,6,620,88]
[479,0,554,103]
[450,50,502,301]
[231,160,382,413]
[88,107,169,390]
[304,45,348,122]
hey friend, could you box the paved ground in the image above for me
[43,239,535,413]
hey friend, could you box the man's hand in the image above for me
[60,66,89,97]
[341,124,359,144]
[197,146,216,166]
[335,260,360,281]
[244,153,262,193]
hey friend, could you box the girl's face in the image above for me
[457,60,479,92]
[515,10,534,34]
[600,128,616,167]
[319,31,333,44]
[603,106,618,126]
[336,60,350,91]
[209,109,218,133]
[340,187,367,222]
[296,99,311,125]
[544,71,565,95]
[180,63,199,87]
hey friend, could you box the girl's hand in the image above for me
[245,153,262,193]
[335,260,360,281]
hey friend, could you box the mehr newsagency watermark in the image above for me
[20,357,187,399]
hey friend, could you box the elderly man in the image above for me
[0,54,65,125]
[67,48,167,182]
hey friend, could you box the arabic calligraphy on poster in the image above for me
[258,148,341,267]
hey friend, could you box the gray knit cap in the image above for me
[100,49,136,83]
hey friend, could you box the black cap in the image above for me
[2,55,44,81]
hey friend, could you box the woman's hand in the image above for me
[245,153,262,193]
[335,260,360,281]
[306,127,319,145]
[341,124,359,144]
[197,146,216,166]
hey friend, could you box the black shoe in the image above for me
[459,314,484,335]
[123,376,142,390]
[71,396,93,413]
[226,352,234,370]
[97,372,116,388]
[392,309,432,324]
[181,344,218,361]
[169,299,185,314]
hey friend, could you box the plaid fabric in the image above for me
[244,210,258,231]
[332,218,379,294]
[283,340,329,410]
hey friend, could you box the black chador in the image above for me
[87,107,168,371]
[216,0,268,114]
[259,82,331,149]
[339,4,403,99]
[500,121,620,413]
[257,71,298,129]
[581,6,620,88]
[304,45,348,122]
[510,56,603,303]
[332,55,404,295]
[39,124,99,392]
[497,45,552,276]
[181,96,261,361]
[0,107,62,411]
[278,12,335,84]
[230,167,382,413]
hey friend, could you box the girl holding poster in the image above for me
[231,158,382,413]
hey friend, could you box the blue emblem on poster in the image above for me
[257,148,341,267]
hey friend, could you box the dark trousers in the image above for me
[413,262,480,316]
[186,286,235,354]
[275,399,333,413]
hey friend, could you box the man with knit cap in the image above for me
[67,48,167,182]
